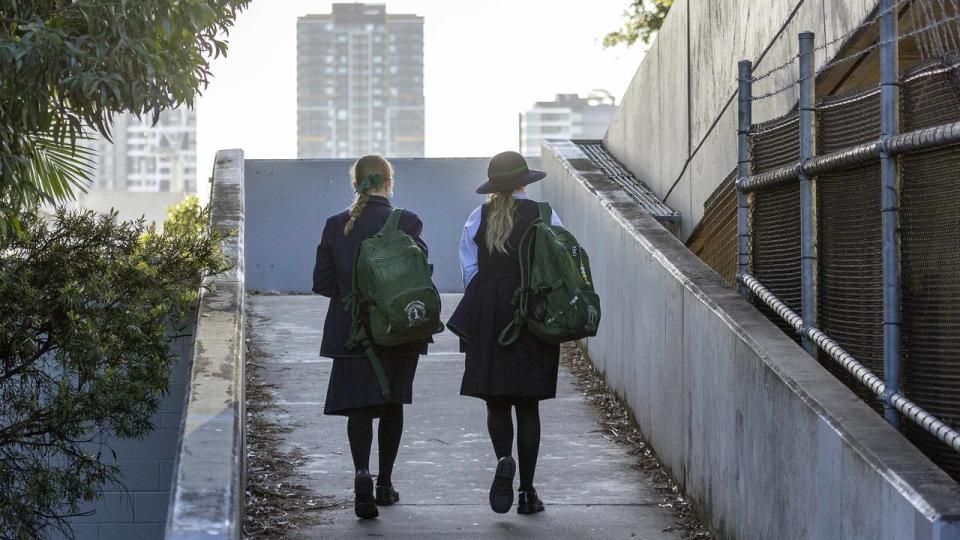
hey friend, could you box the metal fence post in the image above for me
[879,0,902,429]
[737,60,753,298]
[798,32,818,356]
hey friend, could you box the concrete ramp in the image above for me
[246,294,686,538]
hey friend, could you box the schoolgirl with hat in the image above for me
[448,150,563,515]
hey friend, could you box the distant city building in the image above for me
[297,3,425,158]
[75,108,197,223]
[520,91,617,157]
[87,109,197,193]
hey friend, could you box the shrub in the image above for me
[0,202,229,538]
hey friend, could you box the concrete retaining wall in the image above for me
[165,149,246,540]
[244,157,541,294]
[605,0,877,240]
[61,327,194,540]
[541,140,960,539]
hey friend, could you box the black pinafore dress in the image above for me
[453,199,561,401]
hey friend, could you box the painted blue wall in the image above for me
[244,157,542,293]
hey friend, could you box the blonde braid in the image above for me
[343,154,393,236]
[344,192,371,236]
[484,192,517,254]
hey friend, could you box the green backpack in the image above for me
[498,202,601,346]
[344,208,443,398]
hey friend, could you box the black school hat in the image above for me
[475,151,547,194]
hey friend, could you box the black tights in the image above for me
[486,398,541,491]
[347,404,404,485]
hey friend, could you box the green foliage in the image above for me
[0,0,251,236]
[603,0,674,48]
[162,194,207,237]
[0,205,230,538]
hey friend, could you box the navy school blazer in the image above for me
[312,196,430,358]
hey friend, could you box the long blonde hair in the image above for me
[484,191,517,254]
[344,155,394,236]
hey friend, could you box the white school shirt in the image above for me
[458,193,562,288]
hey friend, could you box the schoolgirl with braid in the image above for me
[312,155,430,520]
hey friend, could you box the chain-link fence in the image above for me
[690,0,960,481]
[748,59,960,480]
[749,115,804,344]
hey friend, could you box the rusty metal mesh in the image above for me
[902,53,960,132]
[686,170,737,287]
[749,113,802,343]
[899,56,960,480]
[815,87,885,409]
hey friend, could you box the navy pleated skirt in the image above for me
[323,355,419,416]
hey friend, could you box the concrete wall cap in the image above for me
[165,149,246,540]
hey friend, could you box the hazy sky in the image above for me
[195,1,650,178]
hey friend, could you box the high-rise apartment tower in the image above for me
[298,3,425,158]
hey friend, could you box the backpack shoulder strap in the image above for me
[379,207,404,234]
[362,341,392,400]
[497,213,540,346]
[537,201,552,223]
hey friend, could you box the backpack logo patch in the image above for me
[587,306,599,326]
[405,300,426,326]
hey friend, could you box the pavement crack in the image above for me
[425,438,451,445]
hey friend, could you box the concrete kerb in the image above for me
[165,149,246,540]
[540,139,960,539]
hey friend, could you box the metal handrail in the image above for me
[737,119,960,193]
[738,272,960,453]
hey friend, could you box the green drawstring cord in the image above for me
[355,173,382,194]
[498,287,529,346]
[343,289,362,348]
[343,289,361,320]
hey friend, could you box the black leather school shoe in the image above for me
[375,484,400,506]
[354,471,379,519]
[517,489,545,515]
[489,456,516,514]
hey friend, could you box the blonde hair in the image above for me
[484,191,517,254]
[344,155,394,236]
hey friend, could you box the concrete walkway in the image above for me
[248,294,682,539]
